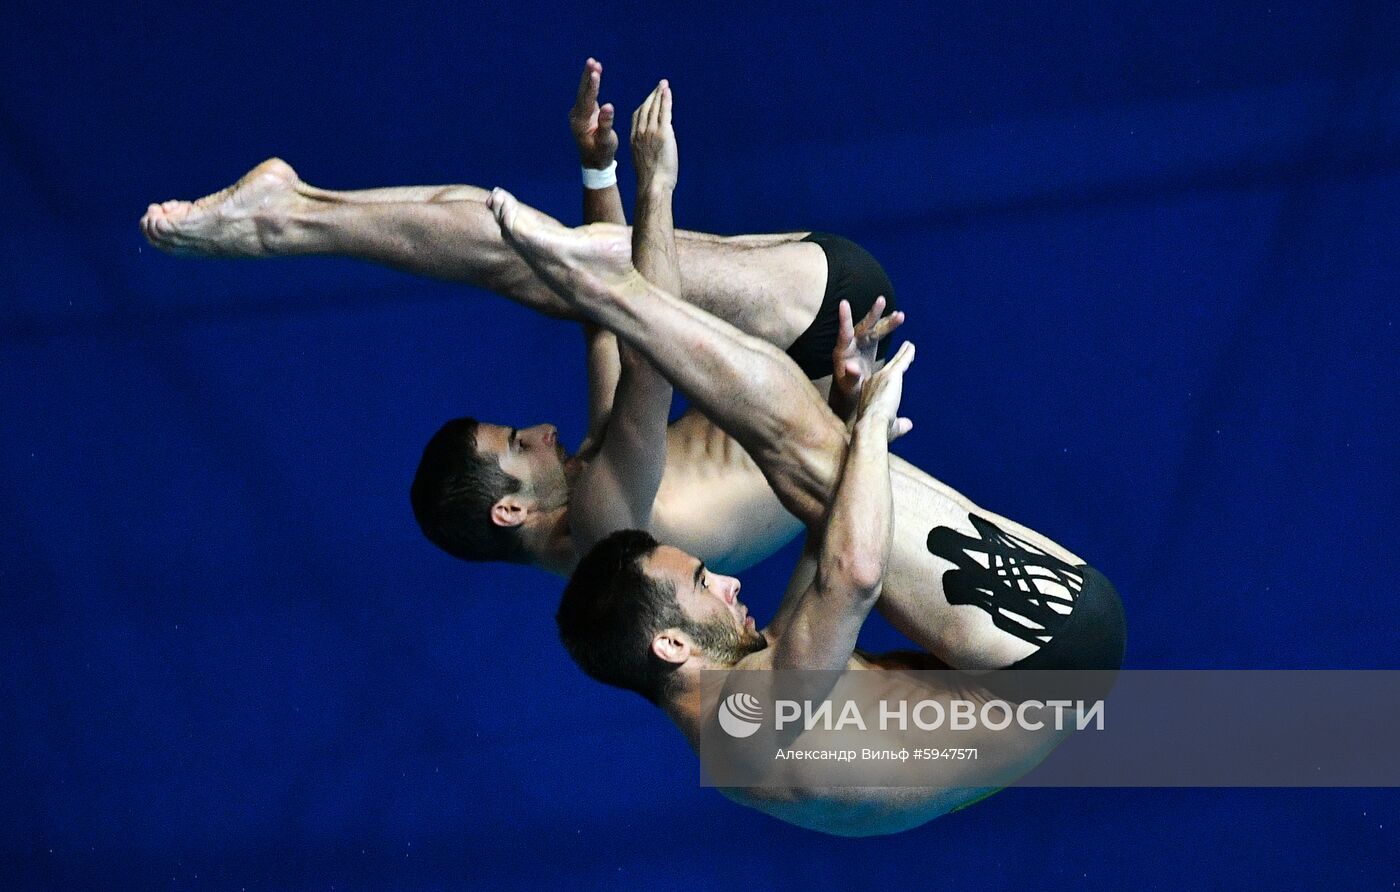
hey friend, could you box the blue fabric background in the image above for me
[3,1,1398,888]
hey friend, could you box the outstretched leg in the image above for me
[141,161,825,341]
[487,187,847,526]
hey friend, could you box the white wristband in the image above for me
[581,160,618,190]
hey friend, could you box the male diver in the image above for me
[487,73,1120,702]
[484,82,1124,834]
[140,60,900,578]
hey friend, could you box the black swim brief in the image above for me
[1006,565,1125,672]
[925,516,1127,673]
[785,233,898,379]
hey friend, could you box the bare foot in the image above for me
[140,158,306,257]
[485,187,636,305]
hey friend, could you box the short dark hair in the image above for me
[556,530,687,705]
[410,417,525,562]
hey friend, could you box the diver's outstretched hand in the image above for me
[630,79,677,194]
[571,58,618,169]
[857,341,916,442]
[832,296,905,411]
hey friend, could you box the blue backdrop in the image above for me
[4,1,1398,888]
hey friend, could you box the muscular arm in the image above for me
[567,81,680,552]
[576,322,620,461]
[572,61,627,457]
[629,81,681,298]
[769,348,910,670]
[570,347,671,550]
[583,181,626,228]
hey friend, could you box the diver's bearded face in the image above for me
[684,615,768,666]
[643,545,766,666]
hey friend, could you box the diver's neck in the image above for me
[524,507,576,577]
[664,691,705,750]
[662,664,722,748]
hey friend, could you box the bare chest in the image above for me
[647,419,804,573]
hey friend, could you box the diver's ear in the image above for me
[490,494,530,528]
[651,629,691,666]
